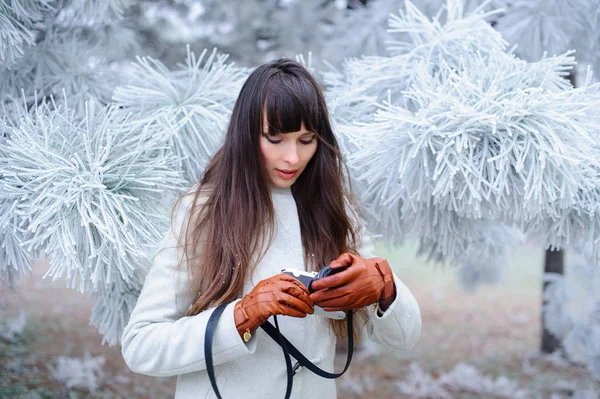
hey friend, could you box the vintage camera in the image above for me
[281,266,346,320]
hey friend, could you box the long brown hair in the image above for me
[173,59,366,342]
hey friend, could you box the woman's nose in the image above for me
[282,144,300,165]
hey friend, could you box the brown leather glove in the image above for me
[234,274,314,341]
[309,253,395,311]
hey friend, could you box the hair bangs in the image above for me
[263,74,320,135]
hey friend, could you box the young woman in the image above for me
[121,59,421,398]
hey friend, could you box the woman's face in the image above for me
[260,113,318,188]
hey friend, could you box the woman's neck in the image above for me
[269,184,292,194]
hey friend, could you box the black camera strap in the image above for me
[205,304,354,399]
[204,303,228,399]
[260,310,354,379]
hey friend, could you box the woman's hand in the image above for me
[309,253,396,311]
[234,274,314,340]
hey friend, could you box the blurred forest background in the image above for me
[1,0,600,397]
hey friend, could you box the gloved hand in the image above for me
[309,253,395,311]
[234,274,314,341]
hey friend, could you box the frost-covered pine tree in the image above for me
[1,0,139,289]
[324,0,600,379]
[335,0,600,364]
[0,1,245,345]
[489,0,600,356]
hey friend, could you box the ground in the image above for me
[1,242,598,398]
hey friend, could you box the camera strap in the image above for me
[260,311,354,379]
[205,304,354,399]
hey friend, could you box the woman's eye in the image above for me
[263,134,314,145]
[263,134,281,144]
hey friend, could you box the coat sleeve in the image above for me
[121,194,257,377]
[356,224,422,352]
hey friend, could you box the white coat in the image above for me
[121,186,422,398]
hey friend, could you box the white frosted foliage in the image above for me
[342,0,507,107]
[113,46,248,184]
[325,0,600,322]
[0,100,185,293]
[0,0,54,68]
[0,1,135,109]
[343,50,600,269]
[494,0,600,69]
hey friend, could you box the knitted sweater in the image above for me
[121,185,422,399]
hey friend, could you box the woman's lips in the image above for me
[276,169,298,179]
